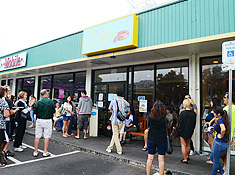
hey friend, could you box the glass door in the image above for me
[93,82,126,136]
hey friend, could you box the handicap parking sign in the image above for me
[227,50,234,57]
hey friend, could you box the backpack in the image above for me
[115,100,126,121]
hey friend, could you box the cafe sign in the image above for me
[0,52,27,72]
[82,14,139,56]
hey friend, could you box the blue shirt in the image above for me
[205,112,215,126]
[109,97,130,124]
[215,118,227,143]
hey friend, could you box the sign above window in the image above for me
[0,52,27,72]
[82,14,139,56]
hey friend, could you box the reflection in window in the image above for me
[8,79,13,94]
[23,77,35,97]
[39,76,52,99]
[74,72,86,102]
[133,65,154,116]
[53,73,73,104]
[201,57,235,152]
[95,68,127,82]
[16,79,23,97]
[156,61,189,117]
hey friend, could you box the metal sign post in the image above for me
[222,41,235,175]
[227,69,232,175]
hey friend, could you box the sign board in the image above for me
[222,63,235,71]
[139,100,147,113]
[0,52,27,72]
[138,96,145,101]
[222,41,235,63]
[82,14,138,56]
[58,89,64,98]
[89,107,98,137]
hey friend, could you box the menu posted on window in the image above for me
[139,100,147,113]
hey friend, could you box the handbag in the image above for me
[115,100,126,121]
[59,104,67,116]
[170,123,179,138]
[165,119,173,154]
[21,112,30,119]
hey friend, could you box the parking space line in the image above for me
[22,143,55,156]
[7,157,21,164]
[4,150,80,168]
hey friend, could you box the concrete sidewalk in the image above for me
[24,125,235,175]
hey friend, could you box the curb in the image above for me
[25,131,191,175]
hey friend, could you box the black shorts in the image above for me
[77,114,89,130]
[0,129,6,144]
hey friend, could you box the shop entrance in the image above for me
[93,82,126,136]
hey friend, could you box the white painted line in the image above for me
[7,157,21,164]
[22,143,55,157]
[4,150,80,168]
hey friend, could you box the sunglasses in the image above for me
[223,96,228,99]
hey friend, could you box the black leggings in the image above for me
[13,117,26,148]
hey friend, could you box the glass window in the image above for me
[23,77,35,97]
[7,79,13,95]
[133,65,154,116]
[16,79,23,97]
[1,80,6,86]
[156,61,189,117]
[94,68,127,82]
[53,73,73,104]
[201,57,235,152]
[39,76,52,99]
[74,72,86,102]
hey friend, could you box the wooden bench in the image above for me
[128,117,148,141]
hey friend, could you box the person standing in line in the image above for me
[33,89,55,157]
[106,88,130,154]
[75,90,92,139]
[28,95,36,128]
[53,103,62,131]
[178,98,196,164]
[68,94,76,136]
[3,85,18,158]
[10,95,16,139]
[179,94,197,156]
[0,86,10,166]
[62,96,73,138]
[209,106,230,175]
[13,91,30,152]
[146,100,167,175]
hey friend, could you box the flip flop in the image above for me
[75,136,80,139]
[181,159,188,164]
[142,147,148,151]
[84,137,88,140]
[62,135,68,138]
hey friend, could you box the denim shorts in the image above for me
[147,140,166,155]
[63,116,72,121]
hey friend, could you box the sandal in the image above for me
[181,159,188,164]
[84,137,88,140]
[62,135,68,138]
[142,147,148,151]
[75,136,80,139]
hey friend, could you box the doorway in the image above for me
[93,82,126,136]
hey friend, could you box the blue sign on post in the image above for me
[227,50,235,57]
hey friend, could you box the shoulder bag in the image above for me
[59,104,67,116]
[115,100,126,121]
[165,119,173,154]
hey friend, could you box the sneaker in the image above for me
[43,152,51,157]
[20,145,27,149]
[33,152,39,157]
[189,150,195,156]
[105,148,111,153]
[117,152,122,155]
[6,150,15,157]
[121,140,126,145]
[14,147,24,152]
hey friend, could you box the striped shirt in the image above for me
[109,97,130,124]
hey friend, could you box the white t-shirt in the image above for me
[64,102,72,116]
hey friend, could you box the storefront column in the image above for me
[189,54,200,152]
[12,78,16,96]
[34,75,39,98]
[85,69,92,97]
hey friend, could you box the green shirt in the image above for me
[34,97,55,119]
[223,105,235,141]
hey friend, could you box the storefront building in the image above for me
[0,0,235,153]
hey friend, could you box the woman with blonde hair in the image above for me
[178,98,196,164]
[13,91,30,152]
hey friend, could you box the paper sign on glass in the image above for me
[98,93,103,101]
[139,100,147,113]
[58,89,64,98]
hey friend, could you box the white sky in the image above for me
[0,0,171,57]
